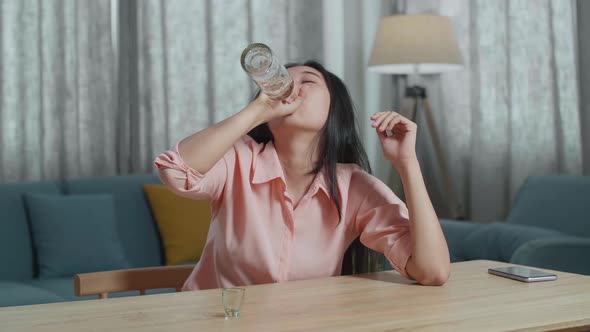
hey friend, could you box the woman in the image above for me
[154,60,450,291]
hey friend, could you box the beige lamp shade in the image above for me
[368,14,463,74]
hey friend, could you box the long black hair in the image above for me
[248,60,384,275]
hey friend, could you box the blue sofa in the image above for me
[441,175,590,275]
[3,173,587,307]
[0,174,180,307]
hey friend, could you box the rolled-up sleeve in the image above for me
[351,172,413,279]
[154,143,230,202]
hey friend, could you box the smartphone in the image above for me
[488,266,558,282]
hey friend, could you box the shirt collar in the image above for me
[311,171,331,198]
[251,141,331,198]
[251,141,285,185]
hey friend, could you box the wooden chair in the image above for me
[75,265,194,299]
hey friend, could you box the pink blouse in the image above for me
[154,136,413,291]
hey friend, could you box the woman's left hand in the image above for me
[371,111,418,168]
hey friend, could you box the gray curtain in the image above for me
[1,0,584,269]
[401,0,582,222]
[324,0,583,225]
[0,0,117,182]
[123,0,323,174]
[579,0,590,175]
[0,0,323,182]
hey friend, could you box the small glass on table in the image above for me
[222,287,245,318]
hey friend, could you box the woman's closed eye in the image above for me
[302,80,315,84]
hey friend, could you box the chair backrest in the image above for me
[506,175,590,238]
[75,265,194,299]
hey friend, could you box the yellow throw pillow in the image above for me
[144,184,211,266]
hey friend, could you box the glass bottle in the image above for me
[240,43,294,101]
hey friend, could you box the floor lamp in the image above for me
[368,14,465,219]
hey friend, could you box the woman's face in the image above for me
[268,66,331,134]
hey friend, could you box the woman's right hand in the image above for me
[246,83,304,125]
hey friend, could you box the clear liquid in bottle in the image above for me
[241,43,294,101]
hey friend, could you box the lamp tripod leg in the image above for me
[420,98,465,219]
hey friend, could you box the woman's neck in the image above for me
[273,132,320,178]
[273,132,321,208]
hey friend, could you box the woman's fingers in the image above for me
[370,111,387,121]
[371,111,417,133]
[372,111,400,131]
[283,84,301,104]
[379,112,400,131]
[371,112,390,128]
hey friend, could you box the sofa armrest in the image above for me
[510,237,590,275]
[439,219,488,261]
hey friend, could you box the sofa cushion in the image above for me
[0,281,65,307]
[0,181,61,281]
[63,175,163,268]
[25,193,131,278]
[462,222,566,262]
[144,184,211,265]
[507,175,590,237]
[28,278,177,301]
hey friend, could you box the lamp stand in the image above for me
[403,85,465,220]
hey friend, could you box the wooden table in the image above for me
[1,260,589,331]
